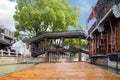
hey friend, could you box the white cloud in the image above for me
[0,0,17,32]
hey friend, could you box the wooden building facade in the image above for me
[87,0,120,68]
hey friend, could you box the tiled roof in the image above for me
[0,39,11,46]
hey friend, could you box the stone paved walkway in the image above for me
[0,62,120,80]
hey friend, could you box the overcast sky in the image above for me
[0,0,16,32]
[0,0,97,32]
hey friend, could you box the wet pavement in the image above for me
[0,62,120,80]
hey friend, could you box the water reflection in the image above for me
[0,63,34,77]
[95,64,120,75]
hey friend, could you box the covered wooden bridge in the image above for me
[29,30,88,62]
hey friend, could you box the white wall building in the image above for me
[11,40,31,57]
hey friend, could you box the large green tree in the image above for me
[14,0,81,37]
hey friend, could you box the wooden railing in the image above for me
[31,43,88,57]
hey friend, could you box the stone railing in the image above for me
[0,49,19,57]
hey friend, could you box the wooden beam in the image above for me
[78,51,81,62]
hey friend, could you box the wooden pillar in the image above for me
[79,37,81,49]
[45,38,47,50]
[48,39,51,49]
[89,40,91,56]
[45,52,49,62]
[61,37,64,49]
[109,19,113,53]
[94,34,96,55]
[115,25,117,51]
[78,51,81,62]
[91,39,93,55]
[106,29,109,53]
[117,21,120,51]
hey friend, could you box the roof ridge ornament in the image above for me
[90,34,94,39]
[97,25,104,32]
[112,4,120,18]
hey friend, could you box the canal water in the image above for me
[0,63,34,77]
[95,64,120,75]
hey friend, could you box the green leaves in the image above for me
[14,0,81,37]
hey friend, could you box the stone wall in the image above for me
[108,56,120,69]
[20,57,45,63]
[0,57,45,65]
[0,57,18,65]
[91,57,108,66]
[91,54,120,69]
